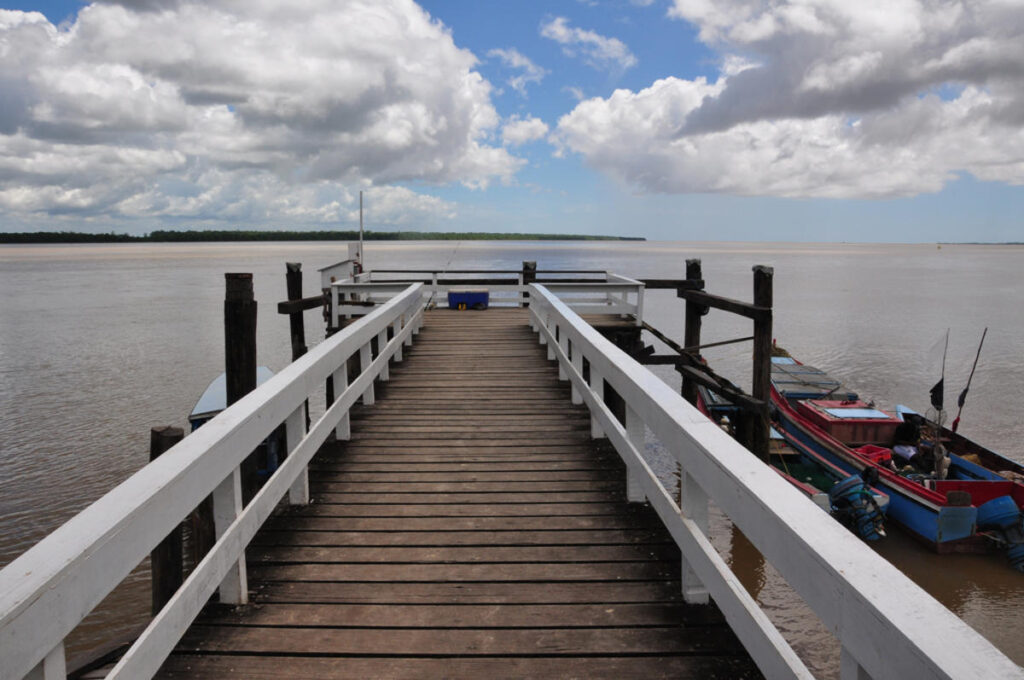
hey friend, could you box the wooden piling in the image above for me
[150,425,184,616]
[681,259,704,407]
[225,273,259,503]
[750,265,773,462]
[285,263,307,362]
[326,340,335,406]
[286,263,311,430]
[521,260,537,307]
[189,496,215,575]
[225,273,257,403]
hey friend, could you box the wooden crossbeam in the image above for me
[678,290,770,322]
[675,366,764,413]
[277,294,326,314]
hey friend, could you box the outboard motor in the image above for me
[976,496,1024,572]
[828,471,886,541]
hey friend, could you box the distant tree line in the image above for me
[1,229,645,243]
[1,231,139,243]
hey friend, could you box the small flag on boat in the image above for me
[930,378,944,411]
[928,329,949,413]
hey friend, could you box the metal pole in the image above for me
[359,190,364,269]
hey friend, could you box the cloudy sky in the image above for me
[1,0,1022,241]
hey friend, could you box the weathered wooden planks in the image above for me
[154,309,761,679]
[158,655,760,679]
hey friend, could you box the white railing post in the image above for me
[330,284,340,328]
[546,317,556,360]
[212,468,247,604]
[590,367,606,439]
[286,406,309,505]
[333,364,351,441]
[377,329,390,381]
[431,272,438,301]
[557,328,569,381]
[571,338,583,405]
[840,647,872,680]
[360,341,375,405]
[403,314,415,346]
[26,642,65,680]
[624,405,645,503]
[679,471,710,604]
[393,317,404,362]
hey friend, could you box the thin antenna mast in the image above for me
[359,190,364,268]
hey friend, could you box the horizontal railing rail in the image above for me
[527,283,1023,680]
[333,270,644,324]
[0,284,426,680]
[369,268,608,275]
[331,282,418,325]
[541,282,644,325]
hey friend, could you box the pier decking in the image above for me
[154,309,760,678]
[8,275,1021,680]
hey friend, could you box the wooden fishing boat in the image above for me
[189,367,283,478]
[698,385,888,541]
[188,366,276,430]
[770,355,1024,570]
[892,404,1024,483]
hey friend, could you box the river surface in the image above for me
[1,240,1023,676]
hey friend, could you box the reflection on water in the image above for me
[1,241,1023,674]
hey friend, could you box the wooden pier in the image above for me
[6,273,1021,680]
[154,309,761,678]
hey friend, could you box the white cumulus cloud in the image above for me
[0,1,523,230]
[501,116,550,147]
[554,0,1024,198]
[488,47,548,96]
[540,16,638,72]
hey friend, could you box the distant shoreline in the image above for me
[0,230,644,244]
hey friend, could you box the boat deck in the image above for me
[153,309,761,679]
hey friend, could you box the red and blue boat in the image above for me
[698,385,888,542]
[770,355,1024,570]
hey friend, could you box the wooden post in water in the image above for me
[521,260,537,307]
[225,273,259,503]
[326,326,338,406]
[286,262,311,430]
[150,425,184,616]
[190,497,215,573]
[750,265,773,462]
[285,263,307,361]
[681,259,704,406]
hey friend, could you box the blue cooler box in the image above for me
[448,288,489,310]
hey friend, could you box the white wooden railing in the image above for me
[332,270,644,325]
[0,284,426,680]
[528,283,1023,680]
[543,279,644,325]
[331,282,413,326]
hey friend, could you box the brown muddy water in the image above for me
[1,240,1022,676]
